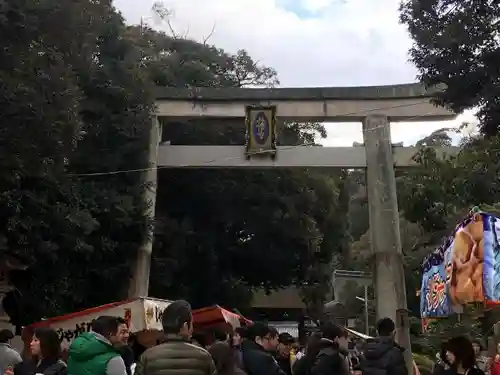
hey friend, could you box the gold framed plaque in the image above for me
[244,105,277,159]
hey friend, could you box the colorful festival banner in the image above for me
[421,211,500,317]
[420,248,451,317]
[482,214,500,302]
[447,213,485,305]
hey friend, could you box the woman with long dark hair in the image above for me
[444,336,484,375]
[209,341,247,375]
[10,327,66,375]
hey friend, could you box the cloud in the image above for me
[114,0,475,145]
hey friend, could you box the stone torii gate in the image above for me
[130,83,456,371]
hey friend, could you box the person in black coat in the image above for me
[241,323,285,375]
[292,333,322,375]
[309,323,350,375]
[360,318,408,375]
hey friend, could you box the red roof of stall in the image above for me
[192,305,252,328]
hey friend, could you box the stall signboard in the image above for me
[28,297,171,348]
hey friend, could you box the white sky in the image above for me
[113,0,477,146]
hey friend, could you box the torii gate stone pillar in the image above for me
[363,114,410,363]
[130,83,457,374]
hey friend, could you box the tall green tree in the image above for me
[0,0,349,322]
[0,0,153,323]
[0,0,97,321]
[399,0,500,135]
[59,6,153,310]
[391,131,500,341]
[397,131,500,232]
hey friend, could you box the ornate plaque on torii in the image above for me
[244,105,277,159]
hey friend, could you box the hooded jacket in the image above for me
[360,337,407,375]
[67,332,126,375]
[310,338,349,375]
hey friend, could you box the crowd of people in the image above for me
[0,299,493,375]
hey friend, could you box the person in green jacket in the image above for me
[67,316,129,375]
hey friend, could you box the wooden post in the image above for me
[396,308,412,374]
[128,115,160,298]
[362,114,412,374]
[364,284,369,335]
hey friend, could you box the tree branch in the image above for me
[203,23,216,45]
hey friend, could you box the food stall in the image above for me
[23,299,253,354]
[23,297,172,355]
[192,305,252,330]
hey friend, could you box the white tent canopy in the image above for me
[345,327,372,340]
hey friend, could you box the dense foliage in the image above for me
[0,0,153,324]
[399,0,500,136]
[0,0,347,323]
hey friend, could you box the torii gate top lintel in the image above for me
[154,83,455,122]
[155,82,440,101]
